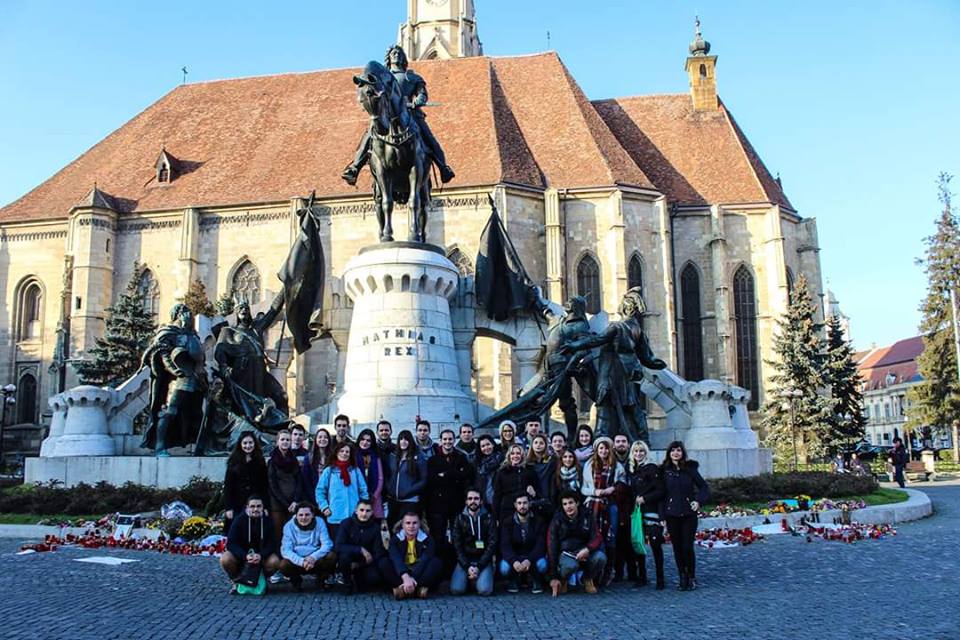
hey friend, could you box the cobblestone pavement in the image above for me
[1,485,957,640]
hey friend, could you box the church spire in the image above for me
[398,0,483,60]
[684,16,718,111]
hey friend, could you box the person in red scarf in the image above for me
[580,436,626,586]
[316,441,369,540]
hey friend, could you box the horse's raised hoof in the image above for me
[341,165,360,186]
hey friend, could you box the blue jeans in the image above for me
[498,557,548,578]
[557,550,606,581]
[450,564,494,596]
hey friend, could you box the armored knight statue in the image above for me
[478,296,595,440]
[562,288,668,443]
[213,295,289,419]
[141,303,207,456]
[342,45,455,186]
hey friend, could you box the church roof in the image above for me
[0,52,789,222]
[593,94,792,208]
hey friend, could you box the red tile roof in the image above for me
[1,52,791,222]
[593,94,792,208]
[856,336,925,390]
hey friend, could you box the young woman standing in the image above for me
[492,444,538,524]
[355,429,385,519]
[660,441,709,591]
[386,430,428,529]
[626,440,665,588]
[222,431,268,536]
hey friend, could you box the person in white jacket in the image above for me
[278,503,337,590]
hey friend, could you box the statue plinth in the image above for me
[335,244,475,431]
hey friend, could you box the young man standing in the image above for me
[332,414,353,448]
[220,495,282,593]
[290,424,309,463]
[499,494,547,594]
[375,420,395,458]
[454,423,478,465]
[415,420,437,460]
[426,429,475,554]
[613,434,630,465]
[522,418,543,448]
[450,489,496,596]
[279,503,336,590]
[547,490,606,596]
[336,500,396,592]
[388,511,444,599]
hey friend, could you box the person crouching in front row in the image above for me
[336,499,397,593]
[547,489,606,596]
[388,511,444,600]
[278,502,337,591]
[220,494,281,594]
[450,489,496,596]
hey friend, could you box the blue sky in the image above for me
[1,0,957,350]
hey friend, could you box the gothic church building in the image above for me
[0,0,824,429]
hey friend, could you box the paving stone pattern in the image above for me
[1,485,958,640]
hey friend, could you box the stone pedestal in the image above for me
[53,386,116,457]
[335,244,475,433]
[682,380,758,450]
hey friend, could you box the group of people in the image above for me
[219,414,710,598]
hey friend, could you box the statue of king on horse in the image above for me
[343,46,455,244]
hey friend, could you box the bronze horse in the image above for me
[353,61,431,243]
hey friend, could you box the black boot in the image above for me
[439,164,456,184]
[677,571,689,591]
[635,558,648,586]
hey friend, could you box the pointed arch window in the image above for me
[137,269,160,319]
[16,373,38,424]
[232,260,261,305]
[576,254,602,315]
[733,266,760,410]
[628,254,644,292]
[680,264,704,381]
[785,267,795,303]
[447,248,474,277]
[17,280,43,341]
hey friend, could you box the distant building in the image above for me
[855,336,937,448]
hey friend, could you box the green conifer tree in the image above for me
[907,173,960,448]
[761,274,833,466]
[215,289,236,317]
[822,314,866,452]
[74,265,157,386]
[179,278,215,317]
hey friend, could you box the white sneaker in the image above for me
[269,573,288,584]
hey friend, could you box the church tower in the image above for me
[398,0,482,60]
[685,17,718,111]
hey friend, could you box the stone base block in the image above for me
[25,456,227,488]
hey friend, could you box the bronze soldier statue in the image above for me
[478,296,595,439]
[141,303,207,456]
[562,288,667,443]
[342,45,455,186]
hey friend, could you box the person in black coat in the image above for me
[660,441,709,591]
[222,432,269,535]
[492,444,539,524]
[425,430,475,551]
[499,493,548,593]
[335,500,395,592]
[626,440,666,588]
[450,489,497,596]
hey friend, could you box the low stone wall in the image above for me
[25,456,227,488]
[698,488,932,530]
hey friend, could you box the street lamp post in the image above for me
[0,384,16,469]
[782,388,803,471]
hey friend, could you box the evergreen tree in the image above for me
[822,313,866,451]
[761,274,832,465]
[215,289,236,317]
[179,278,215,317]
[907,173,960,447]
[74,265,157,387]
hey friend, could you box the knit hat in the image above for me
[593,436,614,452]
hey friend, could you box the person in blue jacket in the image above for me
[278,502,337,590]
[316,441,369,540]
